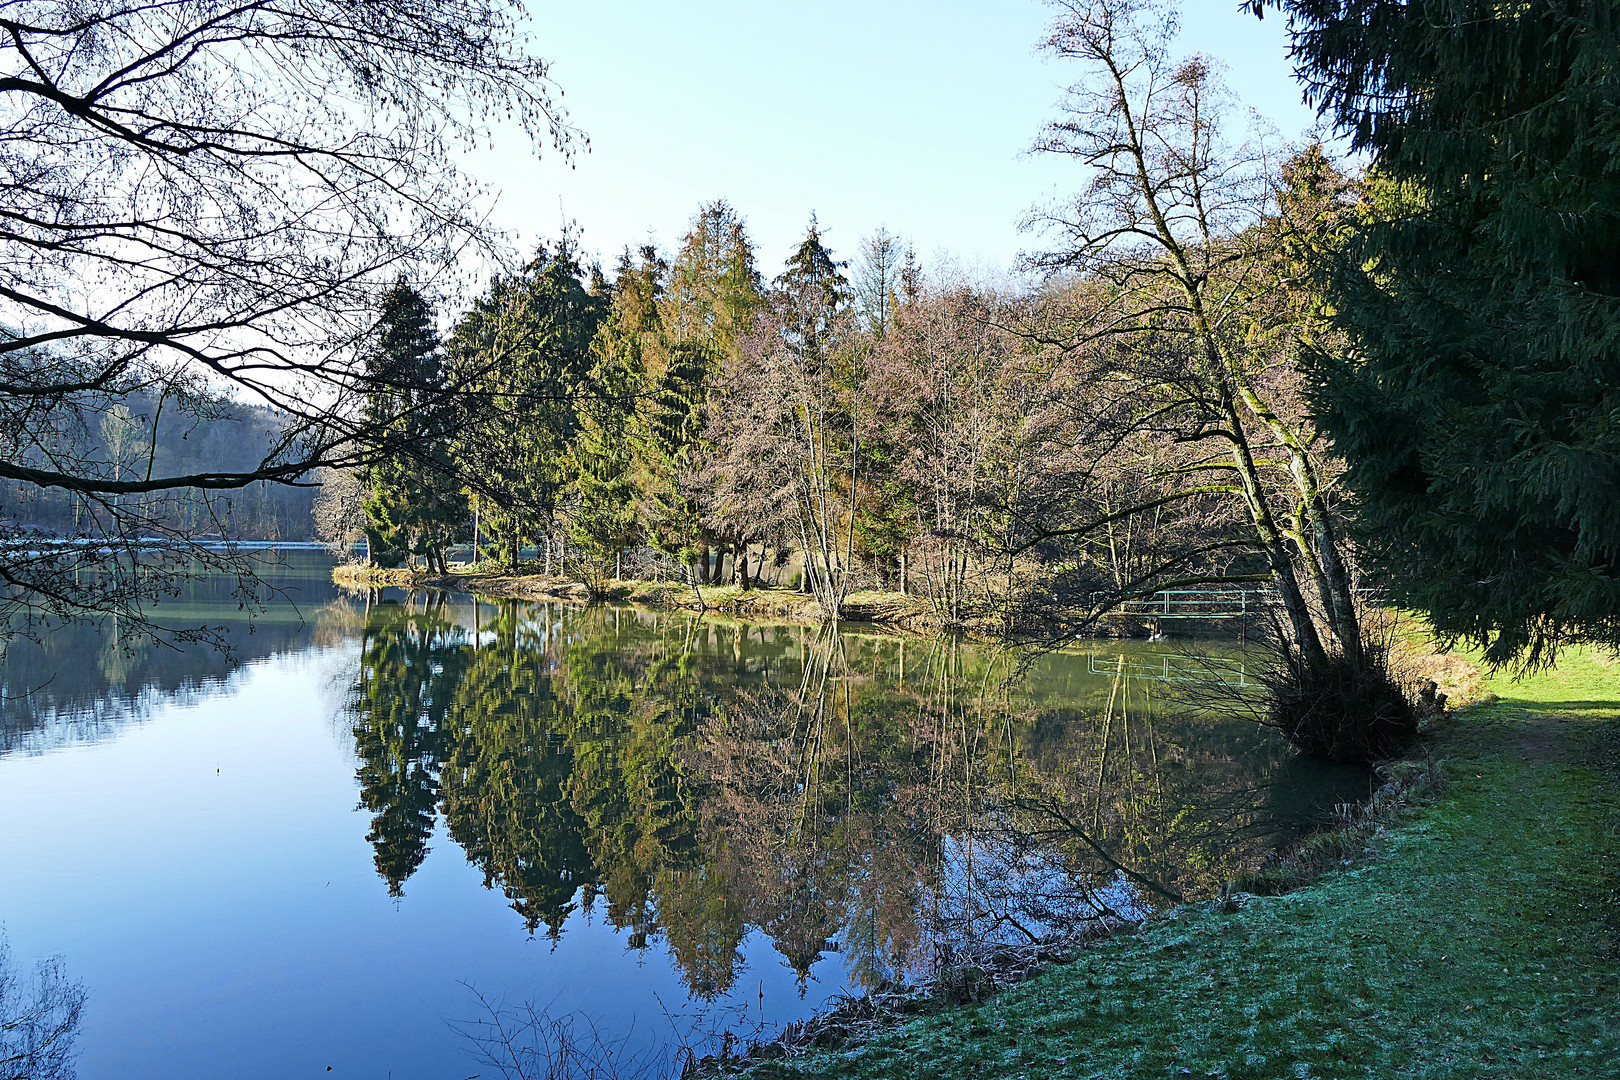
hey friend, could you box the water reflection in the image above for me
[340,594,1368,999]
[0,550,346,754]
[2,566,1369,1007]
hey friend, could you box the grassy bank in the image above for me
[740,650,1620,1080]
[331,563,939,628]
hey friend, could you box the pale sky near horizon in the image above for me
[466,1,1319,281]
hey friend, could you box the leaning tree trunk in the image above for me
[1217,386,1330,673]
[1232,371,1363,666]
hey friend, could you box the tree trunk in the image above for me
[1219,391,1329,672]
[1231,371,1363,666]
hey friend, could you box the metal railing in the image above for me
[1092,586,1388,620]
[1093,588,1276,620]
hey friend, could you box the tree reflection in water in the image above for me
[0,550,352,755]
[342,599,1367,999]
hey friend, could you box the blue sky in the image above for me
[469,1,1317,277]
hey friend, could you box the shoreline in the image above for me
[332,563,956,631]
[693,720,1453,1077]
[722,650,1620,1079]
[325,561,1567,1076]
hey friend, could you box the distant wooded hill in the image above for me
[3,389,317,541]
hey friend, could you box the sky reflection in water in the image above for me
[0,553,1368,1079]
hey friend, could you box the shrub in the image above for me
[1259,626,1424,764]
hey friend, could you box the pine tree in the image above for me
[635,204,765,581]
[361,281,465,571]
[446,242,605,568]
[1255,0,1620,664]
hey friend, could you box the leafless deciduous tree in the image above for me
[1016,2,1349,646]
[0,933,85,1080]
[1011,0,1413,760]
[0,0,572,643]
[311,467,367,559]
[866,288,1051,626]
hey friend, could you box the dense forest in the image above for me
[321,0,1620,769]
[335,168,1349,640]
[330,12,1412,762]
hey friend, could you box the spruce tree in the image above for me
[361,281,465,571]
[776,215,850,363]
[446,242,604,567]
[569,292,646,588]
[1255,0,1620,664]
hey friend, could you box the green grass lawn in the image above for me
[746,651,1620,1080]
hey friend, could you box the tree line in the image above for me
[329,3,1412,760]
[325,0,1620,765]
[322,209,949,611]
[2,0,1611,754]
[4,388,318,543]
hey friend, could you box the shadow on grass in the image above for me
[1483,699,1620,713]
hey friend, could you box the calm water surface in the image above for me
[0,552,1366,1079]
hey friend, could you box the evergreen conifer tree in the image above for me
[361,281,465,571]
[569,283,646,588]
[776,215,850,362]
[446,242,605,567]
[636,204,764,581]
[1254,0,1620,664]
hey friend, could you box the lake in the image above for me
[0,551,1367,1079]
